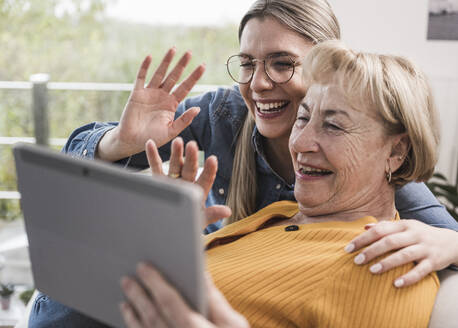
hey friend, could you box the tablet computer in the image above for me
[14,143,207,327]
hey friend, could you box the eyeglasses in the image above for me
[226,54,299,84]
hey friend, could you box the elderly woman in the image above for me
[119,41,450,328]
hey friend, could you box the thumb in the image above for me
[204,205,231,227]
[170,107,200,137]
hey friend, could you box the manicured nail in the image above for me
[354,253,365,265]
[120,276,130,288]
[137,262,148,274]
[394,278,404,288]
[364,223,376,230]
[344,243,355,253]
[370,263,382,273]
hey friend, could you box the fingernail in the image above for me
[369,263,382,273]
[394,278,404,288]
[364,223,376,230]
[354,253,365,265]
[120,276,130,288]
[137,262,147,273]
[344,243,355,253]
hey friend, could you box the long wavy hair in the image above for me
[225,0,341,224]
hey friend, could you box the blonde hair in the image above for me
[226,0,341,224]
[302,40,440,186]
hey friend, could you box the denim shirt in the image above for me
[29,86,458,328]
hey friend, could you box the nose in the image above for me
[289,123,320,155]
[250,62,273,92]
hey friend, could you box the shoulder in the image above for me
[183,86,247,126]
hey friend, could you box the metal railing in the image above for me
[0,75,223,200]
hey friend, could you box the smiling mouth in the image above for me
[255,101,289,114]
[299,166,333,177]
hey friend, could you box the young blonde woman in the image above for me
[120,40,453,328]
[30,1,458,327]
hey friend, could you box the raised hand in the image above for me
[344,219,458,287]
[97,48,205,162]
[145,138,232,226]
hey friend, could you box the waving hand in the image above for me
[97,48,205,161]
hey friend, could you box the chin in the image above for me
[255,121,292,140]
[294,193,326,209]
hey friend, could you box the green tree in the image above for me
[0,0,239,220]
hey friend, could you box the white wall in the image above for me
[329,0,458,182]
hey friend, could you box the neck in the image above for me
[263,136,295,185]
[293,186,397,225]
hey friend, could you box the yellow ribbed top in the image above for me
[205,201,439,328]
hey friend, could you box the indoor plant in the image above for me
[426,165,458,221]
[0,283,14,310]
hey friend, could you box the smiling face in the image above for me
[238,16,314,143]
[289,84,398,217]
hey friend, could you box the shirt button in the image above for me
[218,188,225,195]
[275,184,281,190]
[285,225,299,232]
[82,149,88,156]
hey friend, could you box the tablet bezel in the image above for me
[14,143,207,327]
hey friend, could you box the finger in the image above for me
[119,302,143,328]
[147,47,177,88]
[145,139,164,176]
[121,276,162,327]
[353,231,417,265]
[169,107,200,139]
[137,263,192,328]
[181,141,199,182]
[168,137,184,178]
[368,244,426,275]
[160,51,192,93]
[196,155,218,199]
[205,273,250,327]
[205,205,232,226]
[134,55,152,90]
[172,65,206,103]
[393,258,434,288]
[344,221,406,253]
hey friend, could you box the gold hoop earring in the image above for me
[386,167,392,183]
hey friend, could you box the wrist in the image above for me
[96,127,134,162]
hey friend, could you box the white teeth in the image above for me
[299,165,331,174]
[256,101,287,112]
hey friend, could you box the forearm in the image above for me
[452,231,458,267]
[395,182,458,230]
[63,122,117,159]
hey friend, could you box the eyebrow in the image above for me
[238,51,298,59]
[301,103,350,118]
[322,109,350,118]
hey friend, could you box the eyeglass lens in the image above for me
[226,55,295,84]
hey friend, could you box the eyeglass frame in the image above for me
[225,53,301,85]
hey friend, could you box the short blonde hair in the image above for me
[302,41,440,186]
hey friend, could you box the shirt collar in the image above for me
[251,125,264,156]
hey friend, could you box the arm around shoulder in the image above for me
[395,182,458,231]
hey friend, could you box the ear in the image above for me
[388,133,410,173]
